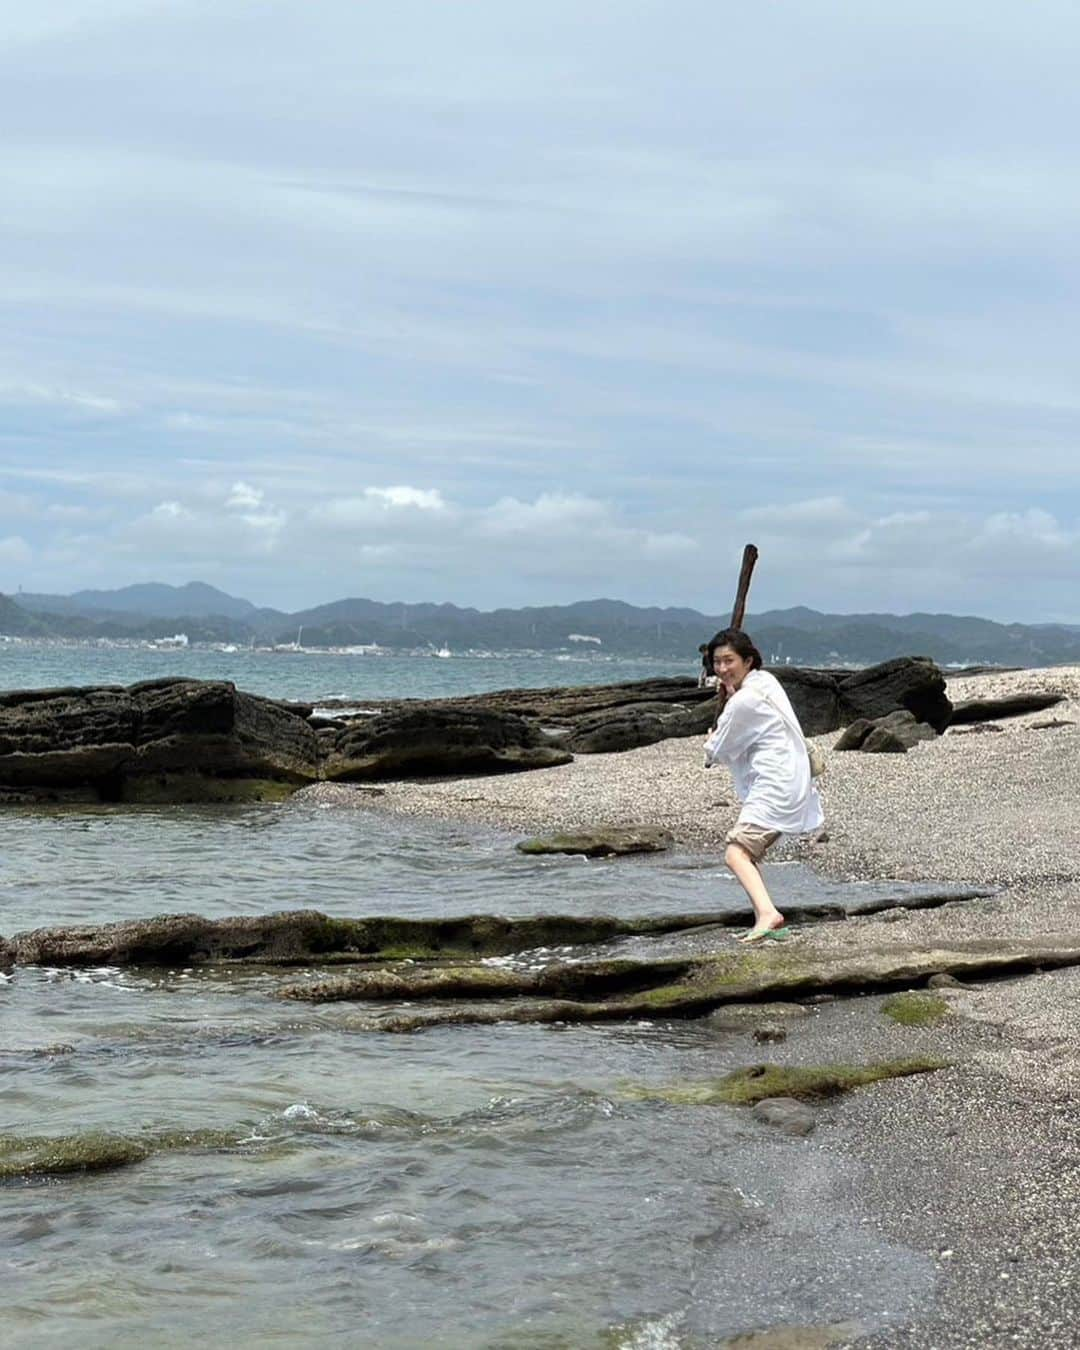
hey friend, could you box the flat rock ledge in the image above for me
[273,935,1080,1031]
[0,887,996,969]
[949,691,1064,725]
[1,909,738,968]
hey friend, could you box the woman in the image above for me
[703,628,824,943]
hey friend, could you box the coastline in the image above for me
[299,666,1080,1348]
[301,666,1080,890]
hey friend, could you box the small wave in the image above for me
[611,1313,689,1349]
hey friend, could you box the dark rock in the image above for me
[769,668,843,737]
[752,1023,788,1043]
[928,972,972,990]
[8,908,733,967]
[834,718,876,751]
[859,709,939,753]
[0,658,955,800]
[838,657,952,733]
[949,692,1064,726]
[0,678,319,803]
[877,708,936,737]
[335,661,945,757]
[516,825,673,857]
[479,678,718,754]
[751,1096,816,1135]
[324,705,573,780]
[860,726,911,753]
[12,910,347,967]
[563,701,713,753]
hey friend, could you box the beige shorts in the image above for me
[725,822,782,862]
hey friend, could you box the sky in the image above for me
[2,0,1079,620]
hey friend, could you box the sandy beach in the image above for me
[303,666,1080,1348]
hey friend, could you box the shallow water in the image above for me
[0,648,939,1346]
[0,804,945,1347]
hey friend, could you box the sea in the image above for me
[0,643,936,1348]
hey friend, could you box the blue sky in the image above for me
[2,0,1079,619]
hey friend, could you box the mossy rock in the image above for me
[622,1057,948,1107]
[0,1126,257,1182]
[882,992,951,1026]
[0,1132,151,1179]
[516,825,673,857]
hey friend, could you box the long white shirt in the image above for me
[703,669,824,835]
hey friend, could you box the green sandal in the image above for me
[737,924,790,945]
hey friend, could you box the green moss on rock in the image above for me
[623,1057,948,1107]
[882,992,951,1026]
[0,1131,151,1179]
[0,1125,262,1182]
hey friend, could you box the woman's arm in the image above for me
[704,691,760,767]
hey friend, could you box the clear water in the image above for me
[0,647,938,1348]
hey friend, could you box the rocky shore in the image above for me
[0,656,948,803]
[5,663,1078,1344]
[293,665,1080,1349]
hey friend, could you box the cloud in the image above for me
[0,535,32,565]
[968,508,1073,554]
[149,500,188,521]
[314,486,449,529]
[4,2,1080,618]
[227,481,264,510]
[479,492,609,536]
[741,497,855,528]
[365,486,446,511]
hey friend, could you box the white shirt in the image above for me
[703,669,824,835]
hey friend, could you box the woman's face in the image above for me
[713,644,752,692]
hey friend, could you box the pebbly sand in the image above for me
[302,666,1080,1348]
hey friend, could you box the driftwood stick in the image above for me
[729,544,759,630]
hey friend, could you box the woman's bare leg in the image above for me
[724,843,785,932]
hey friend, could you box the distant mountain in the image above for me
[0,593,49,637]
[17,581,274,623]
[5,583,1080,667]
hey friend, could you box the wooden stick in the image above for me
[729,544,759,630]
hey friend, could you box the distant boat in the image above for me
[274,626,304,653]
[151,633,189,649]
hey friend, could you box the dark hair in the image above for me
[706,627,763,671]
